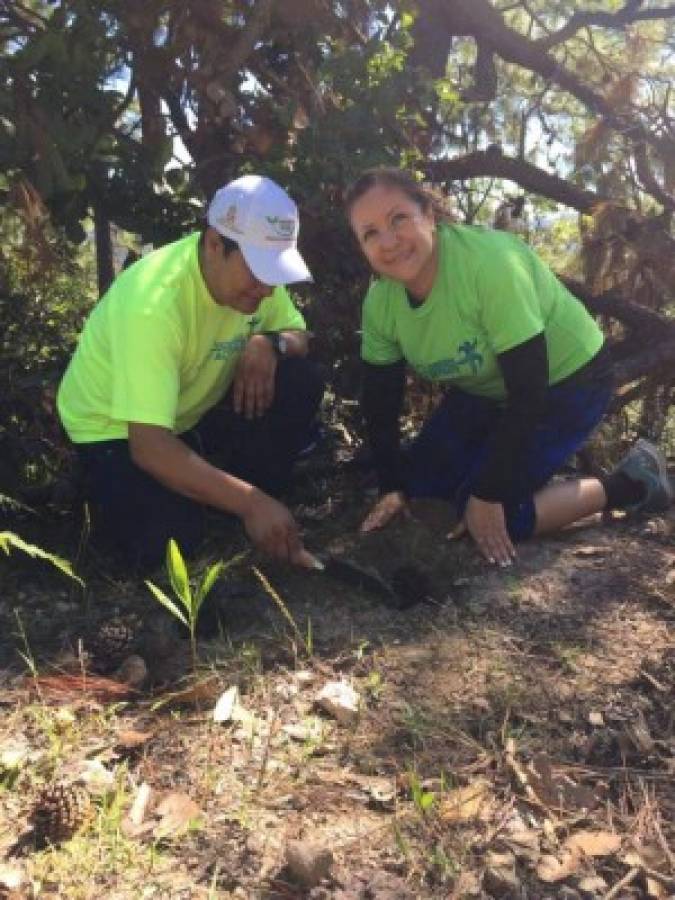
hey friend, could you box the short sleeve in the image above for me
[109,300,183,430]
[257,287,306,332]
[360,283,403,365]
[477,238,545,353]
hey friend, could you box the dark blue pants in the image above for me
[76,357,324,569]
[406,376,613,540]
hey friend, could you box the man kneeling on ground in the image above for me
[57,175,323,570]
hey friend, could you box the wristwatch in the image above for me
[262,331,288,356]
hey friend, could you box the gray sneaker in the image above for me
[615,438,673,513]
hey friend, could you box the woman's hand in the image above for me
[360,491,408,533]
[448,496,516,566]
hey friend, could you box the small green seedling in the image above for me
[145,539,242,669]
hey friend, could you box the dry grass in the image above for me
[0,486,673,898]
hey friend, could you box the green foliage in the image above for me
[0,530,83,584]
[408,771,436,816]
[0,208,95,493]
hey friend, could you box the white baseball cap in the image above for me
[207,175,312,285]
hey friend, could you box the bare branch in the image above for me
[536,3,675,52]
[562,279,675,337]
[631,139,675,211]
[217,0,275,83]
[417,0,675,175]
[426,150,602,213]
[0,0,48,32]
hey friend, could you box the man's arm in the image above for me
[128,422,305,562]
[233,330,310,418]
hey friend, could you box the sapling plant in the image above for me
[145,539,245,670]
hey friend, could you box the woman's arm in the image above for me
[359,359,409,531]
[457,333,548,565]
[472,331,549,502]
[361,359,407,493]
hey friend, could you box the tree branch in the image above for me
[631,139,675,211]
[417,0,675,181]
[536,3,675,51]
[426,150,602,213]
[217,0,275,84]
[561,279,675,338]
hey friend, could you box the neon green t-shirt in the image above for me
[361,224,603,400]
[58,233,306,443]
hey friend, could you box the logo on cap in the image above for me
[265,216,295,240]
[217,203,242,235]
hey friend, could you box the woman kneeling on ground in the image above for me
[345,167,672,566]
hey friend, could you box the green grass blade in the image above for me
[166,539,191,610]
[194,561,225,614]
[145,579,189,628]
[0,531,84,585]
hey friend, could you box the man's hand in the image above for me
[360,490,408,533]
[242,489,306,563]
[233,334,277,419]
[448,496,515,566]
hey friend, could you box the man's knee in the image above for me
[274,357,325,418]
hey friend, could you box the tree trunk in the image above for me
[94,203,114,298]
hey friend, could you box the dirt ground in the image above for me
[0,450,673,899]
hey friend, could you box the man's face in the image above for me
[201,230,273,314]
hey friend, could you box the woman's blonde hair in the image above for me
[344,167,453,223]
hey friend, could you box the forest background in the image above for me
[1,0,675,505]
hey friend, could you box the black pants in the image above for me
[76,358,324,570]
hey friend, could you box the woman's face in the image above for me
[349,184,437,295]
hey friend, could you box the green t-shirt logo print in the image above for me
[361,224,604,400]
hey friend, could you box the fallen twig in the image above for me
[602,866,640,900]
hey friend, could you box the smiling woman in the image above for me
[349,183,438,301]
[345,167,672,566]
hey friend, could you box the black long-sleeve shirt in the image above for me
[361,335,611,503]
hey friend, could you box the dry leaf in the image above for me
[213,685,239,723]
[627,712,655,754]
[646,876,665,898]
[439,778,492,822]
[536,852,579,883]
[115,728,155,751]
[563,830,621,857]
[129,782,153,827]
[0,863,24,892]
[30,674,134,701]
[573,546,608,557]
[294,670,318,688]
[153,792,203,838]
[0,736,30,770]
[153,675,221,709]
[282,721,324,742]
[537,830,621,884]
[73,759,115,795]
[315,681,360,724]
[526,753,599,812]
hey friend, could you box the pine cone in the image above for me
[90,614,142,671]
[30,781,91,846]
